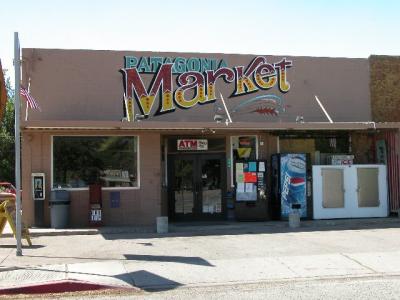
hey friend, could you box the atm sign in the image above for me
[177,139,208,151]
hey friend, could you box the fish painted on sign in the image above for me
[231,94,287,116]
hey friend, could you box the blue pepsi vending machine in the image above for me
[271,153,311,219]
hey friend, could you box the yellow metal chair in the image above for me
[0,194,32,246]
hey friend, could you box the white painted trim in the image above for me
[51,134,140,190]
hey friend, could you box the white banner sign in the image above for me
[177,139,208,151]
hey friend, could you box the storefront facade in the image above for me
[20,49,400,227]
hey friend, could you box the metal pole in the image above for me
[219,93,232,123]
[314,95,333,123]
[14,32,22,256]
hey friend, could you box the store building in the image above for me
[20,49,400,227]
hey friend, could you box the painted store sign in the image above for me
[121,55,292,120]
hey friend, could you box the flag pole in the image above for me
[14,32,22,256]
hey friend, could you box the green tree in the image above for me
[0,75,15,184]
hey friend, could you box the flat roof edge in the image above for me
[21,121,400,131]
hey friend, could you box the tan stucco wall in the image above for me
[21,48,372,124]
[21,129,280,226]
[21,130,162,227]
[370,55,400,122]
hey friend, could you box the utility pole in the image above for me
[14,32,22,256]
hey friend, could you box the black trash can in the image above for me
[50,190,70,229]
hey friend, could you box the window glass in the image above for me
[53,136,138,188]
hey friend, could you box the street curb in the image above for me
[136,272,400,292]
[0,279,137,295]
[2,218,399,238]
[2,226,155,237]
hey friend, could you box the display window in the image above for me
[52,136,139,189]
[230,135,258,186]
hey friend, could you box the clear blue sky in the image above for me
[1,0,400,86]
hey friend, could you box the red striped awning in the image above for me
[384,130,400,212]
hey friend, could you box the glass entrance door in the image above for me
[172,157,195,216]
[169,154,226,221]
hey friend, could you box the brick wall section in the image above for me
[369,55,400,122]
[350,132,375,164]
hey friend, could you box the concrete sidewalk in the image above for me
[1,218,400,293]
[0,251,400,291]
[1,250,400,291]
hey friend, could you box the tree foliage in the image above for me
[0,74,15,184]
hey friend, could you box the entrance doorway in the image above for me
[168,154,226,221]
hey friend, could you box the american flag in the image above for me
[20,87,41,111]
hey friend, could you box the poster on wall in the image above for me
[244,172,257,183]
[235,160,267,202]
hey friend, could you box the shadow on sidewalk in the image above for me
[123,270,182,291]
[16,254,214,267]
[124,254,214,267]
[0,244,44,249]
[99,217,400,240]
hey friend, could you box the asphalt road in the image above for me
[8,275,400,299]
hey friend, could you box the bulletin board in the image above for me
[235,161,266,202]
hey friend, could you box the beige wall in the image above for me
[21,48,372,124]
[21,129,280,226]
[21,130,162,227]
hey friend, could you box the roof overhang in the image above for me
[21,120,400,131]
